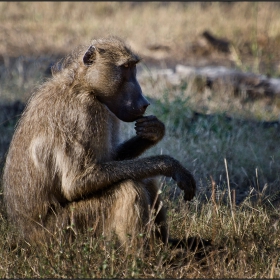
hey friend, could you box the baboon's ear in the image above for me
[83,45,96,66]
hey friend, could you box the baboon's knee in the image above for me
[104,180,149,242]
[114,179,168,246]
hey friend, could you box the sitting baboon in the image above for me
[3,36,196,246]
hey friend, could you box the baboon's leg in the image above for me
[108,178,169,246]
[45,180,152,245]
[24,179,169,247]
[106,179,151,245]
[143,178,168,245]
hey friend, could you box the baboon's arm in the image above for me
[114,115,165,160]
[114,136,156,160]
[63,155,196,202]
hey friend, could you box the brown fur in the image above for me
[3,36,196,246]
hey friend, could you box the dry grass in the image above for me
[0,190,279,278]
[1,2,280,278]
[1,2,280,73]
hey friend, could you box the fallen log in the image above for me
[191,111,280,130]
[176,65,280,99]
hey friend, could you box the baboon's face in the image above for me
[83,44,150,122]
[96,62,150,122]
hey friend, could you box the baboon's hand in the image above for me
[135,115,165,142]
[172,166,196,201]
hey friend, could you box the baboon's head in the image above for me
[83,37,150,122]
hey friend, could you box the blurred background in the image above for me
[1,2,280,71]
[1,2,280,204]
[1,2,280,99]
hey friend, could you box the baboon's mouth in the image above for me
[120,112,145,123]
[133,110,147,120]
[135,115,145,120]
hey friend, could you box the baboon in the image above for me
[3,36,196,246]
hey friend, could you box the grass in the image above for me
[1,2,280,278]
[0,188,279,278]
[1,2,280,74]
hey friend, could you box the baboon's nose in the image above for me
[141,102,150,114]
[139,95,150,113]
[142,98,150,109]
[142,103,150,110]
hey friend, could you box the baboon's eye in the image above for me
[123,64,129,68]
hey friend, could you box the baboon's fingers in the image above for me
[176,177,196,201]
[181,186,195,201]
[187,179,196,201]
[185,180,196,201]
[135,126,159,134]
[136,131,158,140]
[135,118,164,127]
[135,117,165,140]
[184,190,195,201]
[135,115,157,123]
[135,119,165,141]
[135,120,164,129]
